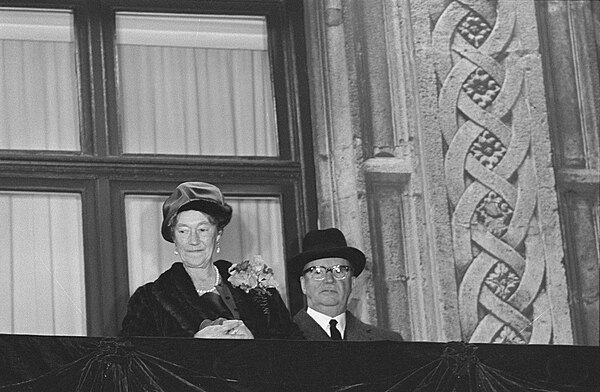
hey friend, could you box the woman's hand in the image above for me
[194,319,254,339]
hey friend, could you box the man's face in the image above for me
[300,257,354,317]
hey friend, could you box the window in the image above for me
[0,8,79,151]
[115,13,278,156]
[0,191,86,335]
[0,0,315,336]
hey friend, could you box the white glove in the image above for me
[194,319,254,339]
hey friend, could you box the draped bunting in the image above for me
[0,335,597,392]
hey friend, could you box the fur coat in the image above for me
[293,309,403,341]
[120,260,302,339]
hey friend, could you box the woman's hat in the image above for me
[289,228,366,277]
[161,182,232,242]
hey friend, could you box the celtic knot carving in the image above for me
[493,325,527,344]
[463,68,501,109]
[457,11,492,48]
[469,130,507,169]
[433,0,552,344]
[485,262,520,300]
[473,191,512,237]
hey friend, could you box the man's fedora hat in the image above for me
[161,181,232,242]
[289,228,366,277]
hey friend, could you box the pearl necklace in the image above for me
[196,265,221,295]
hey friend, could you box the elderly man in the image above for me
[290,228,403,341]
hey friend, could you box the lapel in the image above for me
[215,259,264,328]
[293,309,331,341]
[151,262,244,334]
[214,260,242,319]
[343,311,370,341]
[215,282,241,319]
[151,262,213,334]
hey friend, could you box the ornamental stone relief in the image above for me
[432,0,553,343]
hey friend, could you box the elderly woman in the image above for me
[120,181,300,339]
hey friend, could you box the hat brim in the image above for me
[161,199,232,243]
[289,246,366,277]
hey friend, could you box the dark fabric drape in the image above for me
[0,334,597,392]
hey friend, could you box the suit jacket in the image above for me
[120,260,302,339]
[293,309,403,341]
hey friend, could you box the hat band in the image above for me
[303,242,347,252]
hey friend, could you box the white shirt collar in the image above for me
[306,307,346,338]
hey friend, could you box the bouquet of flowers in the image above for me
[228,255,279,314]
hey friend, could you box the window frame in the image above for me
[102,3,290,159]
[0,0,316,336]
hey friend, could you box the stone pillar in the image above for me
[303,0,375,323]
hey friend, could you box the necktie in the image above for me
[329,319,342,340]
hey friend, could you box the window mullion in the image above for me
[86,2,111,157]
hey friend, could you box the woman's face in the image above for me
[172,210,221,268]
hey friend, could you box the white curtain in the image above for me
[223,197,288,303]
[0,192,86,335]
[125,195,288,304]
[0,9,79,151]
[0,10,83,336]
[117,13,278,156]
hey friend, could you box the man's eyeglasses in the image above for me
[302,265,352,280]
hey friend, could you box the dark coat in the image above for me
[293,309,403,341]
[120,260,302,339]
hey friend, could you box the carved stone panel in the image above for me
[424,0,573,343]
